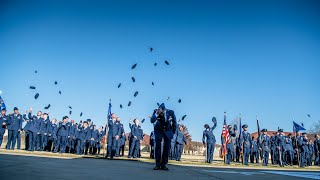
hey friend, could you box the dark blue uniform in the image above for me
[40,118,50,150]
[106,118,121,158]
[202,123,217,163]
[276,133,285,166]
[250,139,259,163]
[54,122,69,153]
[150,109,177,168]
[226,130,236,164]
[315,137,320,165]
[0,114,8,147]
[116,122,124,157]
[128,123,141,158]
[22,114,31,150]
[174,129,187,161]
[240,131,251,165]
[149,131,155,159]
[284,136,293,165]
[170,131,177,160]
[260,134,271,166]
[68,123,77,153]
[6,113,23,150]
[47,122,57,151]
[28,112,43,151]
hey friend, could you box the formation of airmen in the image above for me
[1,106,320,169]
[202,120,320,168]
[0,107,146,159]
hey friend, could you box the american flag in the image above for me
[221,113,230,156]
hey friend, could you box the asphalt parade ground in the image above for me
[0,151,319,180]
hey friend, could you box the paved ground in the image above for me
[0,154,319,180]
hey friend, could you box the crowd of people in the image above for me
[202,118,320,168]
[1,105,319,169]
[0,107,146,158]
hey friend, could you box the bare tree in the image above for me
[308,120,320,134]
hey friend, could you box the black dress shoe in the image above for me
[154,166,161,170]
[161,166,169,171]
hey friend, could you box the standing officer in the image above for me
[97,126,104,155]
[175,125,187,161]
[150,103,177,171]
[128,118,141,158]
[115,117,124,157]
[40,113,49,151]
[270,132,278,164]
[0,108,8,148]
[314,134,320,165]
[47,118,57,152]
[68,120,77,153]
[149,131,155,159]
[6,107,23,150]
[285,133,294,166]
[90,125,98,155]
[240,124,251,166]
[307,140,314,166]
[105,114,121,159]
[54,116,69,153]
[276,129,285,167]
[260,129,271,166]
[250,136,259,164]
[170,131,177,160]
[28,107,43,151]
[202,118,217,164]
[22,112,32,150]
[226,125,236,164]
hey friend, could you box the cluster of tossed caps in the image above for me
[116,47,177,110]
[30,70,84,117]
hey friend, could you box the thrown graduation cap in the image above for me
[167,97,170,100]
[165,60,170,65]
[29,86,36,89]
[55,81,58,85]
[152,82,155,86]
[59,91,62,94]
[35,70,37,73]
[80,112,83,117]
[69,111,72,115]
[307,114,311,118]
[157,103,160,106]
[44,104,51,110]
[68,106,72,109]
[141,118,145,123]
[212,117,217,124]
[154,62,157,66]
[120,104,123,109]
[131,63,137,69]
[182,115,187,121]
[128,101,132,107]
[34,93,39,99]
[118,83,121,88]
[178,99,182,103]
[149,47,153,52]
[132,77,136,82]
[134,91,139,97]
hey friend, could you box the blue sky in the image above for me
[1,0,319,142]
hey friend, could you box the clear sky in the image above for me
[1,0,319,142]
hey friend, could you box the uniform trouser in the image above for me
[250,151,259,163]
[206,143,215,163]
[36,134,42,150]
[315,152,320,165]
[170,142,176,160]
[271,148,277,164]
[263,150,270,165]
[129,139,140,158]
[0,132,4,147]
[90,140,96,154]
[175,144,184,161]
[47,137,54,151]
[155,133,171,167]
[107,136,118,158]
[278,148,285,165]
[41,135,48,150]
[285,150,293,165]
[6,130,18,150]
[16,132,21,149]
[25,131,29,150]
[307,152,313,166]
[226,144,234,164]
[299,149,305,167]
[243,147,250,165]
[76,139,84,155]
[28,131,37,151]
[150,145,155,159]
[55,136,67,153]
[235,146,241,162]
[116,140,121,156]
